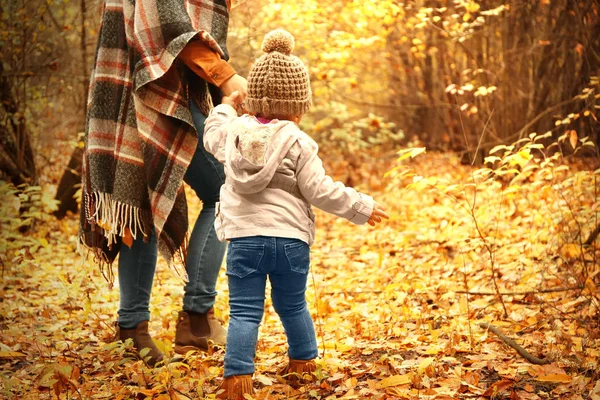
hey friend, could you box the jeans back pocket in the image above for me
[284,241,310,275]
[227,242,266,278]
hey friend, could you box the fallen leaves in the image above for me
[374,373,413,389]
[1,153,599,399]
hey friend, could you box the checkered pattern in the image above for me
[79,0,230,272]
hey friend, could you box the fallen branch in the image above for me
[456,286,583,296]
[479,322,550,365]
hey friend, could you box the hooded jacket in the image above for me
[204,104,374,245]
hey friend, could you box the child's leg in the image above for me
[224,238,269,377]
[269,238,318,361]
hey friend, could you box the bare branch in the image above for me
[480,322,550,365]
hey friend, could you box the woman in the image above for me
[79,0,246,366]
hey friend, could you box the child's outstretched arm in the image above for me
[296,137,389,226]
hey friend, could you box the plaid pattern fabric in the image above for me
[79,0,230,277]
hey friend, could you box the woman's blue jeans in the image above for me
[224,236,318,377]
[117,101,227,329]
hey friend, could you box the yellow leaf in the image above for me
[38,237,49,248]
[137,388,157,396]
[255,374,273,386]
[590,380,600,400]
[396,147,426,162]
[568,130,578,149]
[459,296,468,314]
[535,374,571,383]
[418,357,435,374]
[375,373,413,389]
[465,1,480,13]
[345,377,358,389]
[0,351,26,358]
[489,144,513,154]
[560,243,582,259]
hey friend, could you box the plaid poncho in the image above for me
[79,0,230,279]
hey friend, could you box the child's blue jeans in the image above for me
[224,236,318,377]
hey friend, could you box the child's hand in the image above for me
[222,90,245,113]
[368,202,390,226]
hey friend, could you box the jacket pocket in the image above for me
[226,242,265,278]
[284,241,310,275]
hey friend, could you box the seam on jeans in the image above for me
[191,226,211,311]
[272,237,276,270]
[119,243,147,328]
[134,244,143,325]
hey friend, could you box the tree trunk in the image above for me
[0,62,36,186]
[53,146,83,219]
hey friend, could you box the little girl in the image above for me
[203,29,389,400]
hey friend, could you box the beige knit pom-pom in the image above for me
[261,29,295,55]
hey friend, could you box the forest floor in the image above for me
[1,150,599,400]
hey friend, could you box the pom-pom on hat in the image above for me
[245,29,312,117]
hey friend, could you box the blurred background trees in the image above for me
[0,0,598,216]
[0,0,100,218]
[228,0,599,164]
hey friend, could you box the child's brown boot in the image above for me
[216,375,253,400]
[281,358,316,386]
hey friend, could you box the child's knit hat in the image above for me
[245,29,312,117]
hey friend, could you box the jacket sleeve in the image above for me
[179,40,236,87]
[296,136,374,225]
[203,104,237,163]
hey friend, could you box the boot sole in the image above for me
[173,344,210,354]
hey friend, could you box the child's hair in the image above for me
[245,29,312,118]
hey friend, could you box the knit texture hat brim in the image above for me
[245,96,312,117]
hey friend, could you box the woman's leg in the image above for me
[183,101,227,314]
[117,233,158,328]
[269,238,318,361]
[116,234,164,366]
[224,238,269,377]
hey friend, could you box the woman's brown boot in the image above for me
[216,375,253,400]
[281,359,316,386]
[174,309,227,354]
[115,320,164,367]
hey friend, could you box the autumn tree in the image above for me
[0,0,98,217]
[228,0,599,167]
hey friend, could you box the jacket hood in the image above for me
[224,115,299,194]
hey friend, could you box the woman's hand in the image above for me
[220,73,247,100]
[367,202,390,226]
